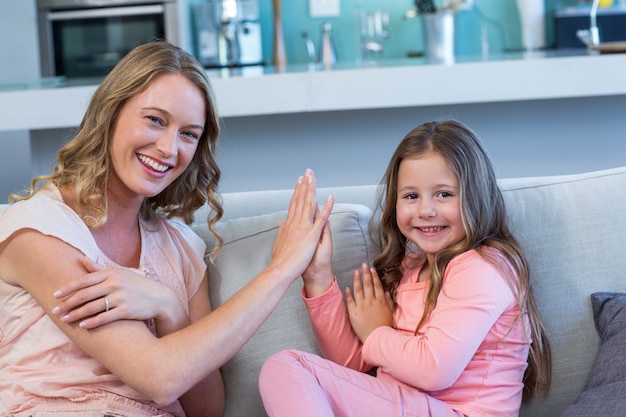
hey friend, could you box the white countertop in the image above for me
[2,50,626,132]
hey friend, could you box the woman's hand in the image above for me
[345,263,394,343]
[52,256,188,333]
[270,169,334,283]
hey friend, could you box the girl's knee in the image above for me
[259,350,302,387]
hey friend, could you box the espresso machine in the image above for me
[194,0,263,68]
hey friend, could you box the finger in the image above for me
[82,256,107,273]
[321,194,334,216]
[351,269,364,301]
[53,257,106,299]
[370,267,385,297]
[360,263,375,298]
[285,169,315,222]
[59,296,113,325]
[299,170,318,221]
[53,272,107,299]
[320,220,332,244]
[314,195,334,228]
[344,286,355,309]
[78,307,118,329]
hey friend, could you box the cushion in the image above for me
[558,292,626,416]
[191,204,375,417]
[504,167,626,417]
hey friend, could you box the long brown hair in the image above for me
[10,41,224,254]
[373,120,551,401]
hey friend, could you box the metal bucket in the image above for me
[421,10,454,64]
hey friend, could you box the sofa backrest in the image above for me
[192,203,377,417]
[1,166,625,417]
[198,166,626,417]
[500,167,626,416]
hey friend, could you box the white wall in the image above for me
[213,95,626,192]
[26,94,626,195]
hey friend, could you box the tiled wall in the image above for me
[184,0,567,65]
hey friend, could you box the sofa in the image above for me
[2,166,625,416]
[191,166,626,417]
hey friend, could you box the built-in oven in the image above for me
[36,0,179,79]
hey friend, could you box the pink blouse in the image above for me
[304,249,531,417]
[0,185,207,416]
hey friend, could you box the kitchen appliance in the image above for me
[554,5,626,48]
[194,0,263,68]
[36,0,179,79]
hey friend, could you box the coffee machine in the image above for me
[194,0,263,68]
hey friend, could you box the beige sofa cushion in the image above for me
[191,204,375,417]
[501,168,626,417]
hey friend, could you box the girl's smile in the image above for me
[395,151,465,261]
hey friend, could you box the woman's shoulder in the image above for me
[0,184,99,257]
[1,184,83,229]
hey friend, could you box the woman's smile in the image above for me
[137,153,173,174]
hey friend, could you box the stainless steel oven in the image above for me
[37,0,179,79]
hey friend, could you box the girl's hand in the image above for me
[270,169,334,283]
[52,256,188,333]
[302,219,334,298]
[345,263,394,343]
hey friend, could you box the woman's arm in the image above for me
[47,246,224,416]
[178,275,225,417]
[0,170,333,407]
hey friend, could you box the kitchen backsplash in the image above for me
[183,0,567,66]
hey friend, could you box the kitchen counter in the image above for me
[2,49,626,132]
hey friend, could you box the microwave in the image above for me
[37,0,179,79]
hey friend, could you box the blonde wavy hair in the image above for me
[10,41,224,255]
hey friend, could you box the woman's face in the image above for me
[395,151,465,260]
[108,73,205,202]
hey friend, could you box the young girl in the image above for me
[259,120,551,417]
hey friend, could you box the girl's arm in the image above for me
[302,220,372,371]
[304,278,371,371]
[361,252,517,391]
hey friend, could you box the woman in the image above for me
[0,41,333,416]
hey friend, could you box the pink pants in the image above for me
[259,350,465,417]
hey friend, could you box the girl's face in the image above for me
[395,151,466,260]
[108,73,205,203]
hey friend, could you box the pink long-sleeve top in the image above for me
[304,249,531,417]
